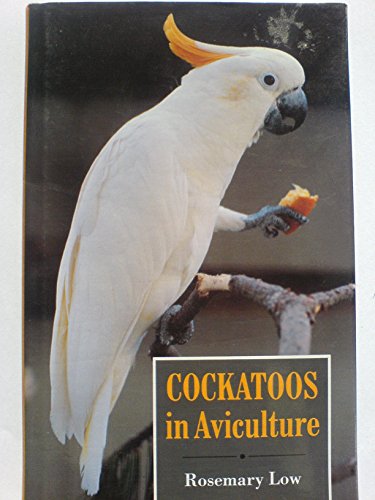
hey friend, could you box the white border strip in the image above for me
[153,355,331,499]
[5,1,373,496]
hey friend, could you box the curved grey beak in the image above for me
[264,88,308,135]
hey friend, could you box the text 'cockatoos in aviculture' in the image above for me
[50,14,308,495]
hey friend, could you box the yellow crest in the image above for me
[163,14,232,67]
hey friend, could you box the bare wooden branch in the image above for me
[311,283,356,311]
[150,273,355,357]
[229,274,284,310]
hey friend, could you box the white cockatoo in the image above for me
[50,14,308,495]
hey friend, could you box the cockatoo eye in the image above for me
[260,73,279,90]
[264,74,275,85]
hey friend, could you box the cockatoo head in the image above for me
[164,14,307,136]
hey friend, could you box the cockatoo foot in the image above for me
[158,304,195,346]
[243,205,307,238]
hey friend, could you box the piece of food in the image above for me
[279,184,319,234]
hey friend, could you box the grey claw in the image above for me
[244,205,308,236]
[158,305,182,346]
[261,213,290,238]
[264,226,279,238]
[280,207,308,224]
[158,304,194,346]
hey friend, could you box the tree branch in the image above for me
[150,273,355,356]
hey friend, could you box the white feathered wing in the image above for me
[49,113,206,494]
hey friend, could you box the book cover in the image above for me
[24,3,356,498]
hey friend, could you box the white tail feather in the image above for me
[50,287,74,444]
[80,374,113,496]
[50,237,81,444]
